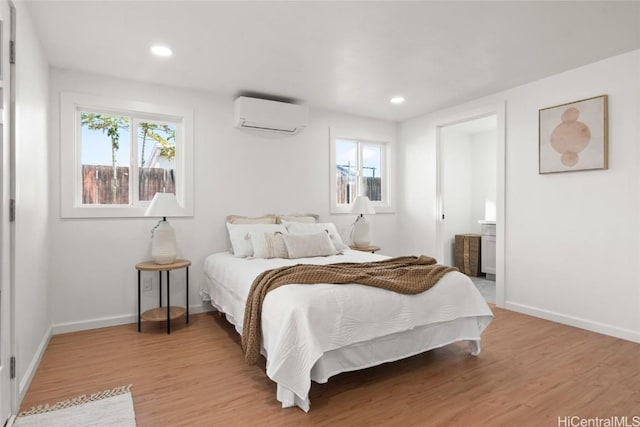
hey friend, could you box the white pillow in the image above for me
[250,231,288,259]
[282,221,349,250]
[226,214,277,224]
[226,223,287,257]
[282,232,338,259]
[276,214,318,224]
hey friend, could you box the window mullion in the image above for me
[173,123,181,199]
[131,118,139,206]
[356,141,363,197]
[382,142,387,204]
[75,110,83,207]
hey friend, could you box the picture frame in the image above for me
[539,95,608,174]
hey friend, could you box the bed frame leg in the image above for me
[468,340,481,356]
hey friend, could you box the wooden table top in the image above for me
[349,245,381,252]
[135,259,191,271]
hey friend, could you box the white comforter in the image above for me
[203,250,493,410]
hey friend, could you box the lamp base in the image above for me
[352,215,371,248]
[151,220,177,264]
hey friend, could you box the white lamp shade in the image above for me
[145,192,182,218]
[351,196,376,215]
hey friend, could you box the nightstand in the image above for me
[136,259,191,334]
[349,245,381,254]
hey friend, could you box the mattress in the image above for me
[202,250,493,411]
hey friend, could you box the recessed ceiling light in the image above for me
[150,45,173,57]
[390,96,405,104]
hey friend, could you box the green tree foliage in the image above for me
[80,113,130,167]
[139,123,176,167]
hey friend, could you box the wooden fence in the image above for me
[336,176,381,204]
[82,165,175,204]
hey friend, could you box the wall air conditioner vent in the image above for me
[234,96,308,135]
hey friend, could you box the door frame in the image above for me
[0,0,16,423]
[435,101,506,308]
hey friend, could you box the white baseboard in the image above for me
[51,304,215,335]
[505,301,640,343]
[19,325,52,402]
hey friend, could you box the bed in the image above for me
[202,229,493,412]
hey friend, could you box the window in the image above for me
[61,92,193,218]
[79,114,176,205]
[330,130,393,214]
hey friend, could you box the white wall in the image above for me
[399,50,640,342]
[14,2,51,399]
[441,128,473,266]
[470,130,496,224]
[48,69,398,330]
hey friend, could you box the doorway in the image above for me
[435,103,505,308]
[440,116,496,266]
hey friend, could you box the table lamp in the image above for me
[145,192,182,264]
[351,196,376,248]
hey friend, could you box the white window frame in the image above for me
[60,92,194,218]
[330,128,394,214]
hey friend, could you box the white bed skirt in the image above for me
[278,316,486,411]
[203,274,491,412]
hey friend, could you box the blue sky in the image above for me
[81,125,131,166]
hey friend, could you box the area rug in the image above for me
[14,385,136,427]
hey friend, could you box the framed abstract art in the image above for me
[539,95,608,174]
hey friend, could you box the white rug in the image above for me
[14,385,136,427]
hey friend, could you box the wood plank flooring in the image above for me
[20,307,640,426]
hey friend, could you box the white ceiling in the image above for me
[24,1,639,122]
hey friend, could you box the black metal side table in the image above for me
[136,259,191,334]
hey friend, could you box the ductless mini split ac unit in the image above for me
[234,96,308,134]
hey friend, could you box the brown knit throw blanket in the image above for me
[241,255,457,365]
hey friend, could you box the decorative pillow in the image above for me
[226,223,287,257]
[276,214,319,224]
[282,221,349,250]
[250,231,288,259]
[226,214,277,224]
[282,232,338,259]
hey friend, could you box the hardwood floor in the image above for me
[20,308,640,426]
